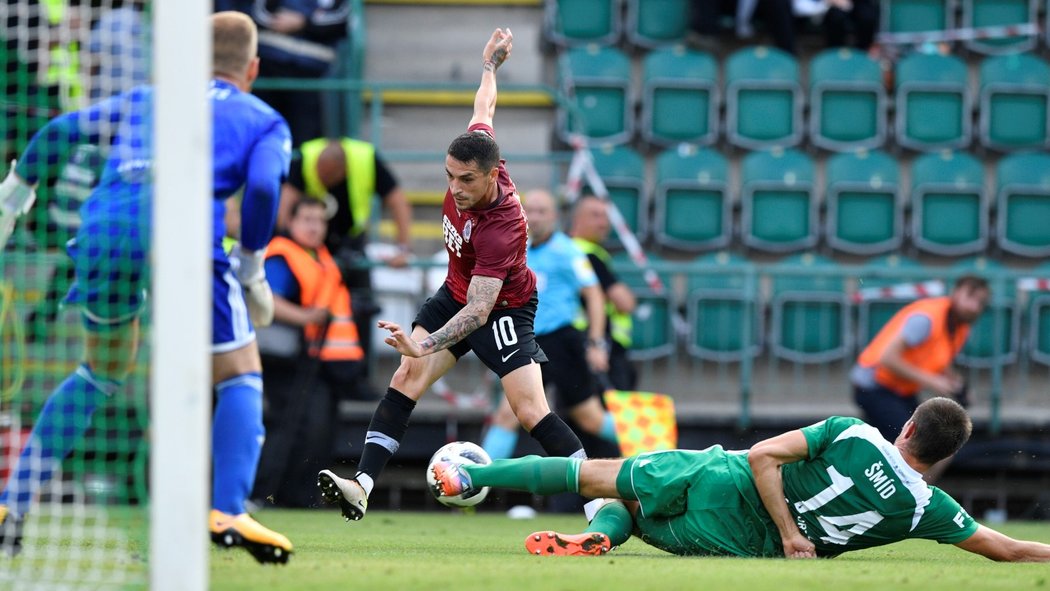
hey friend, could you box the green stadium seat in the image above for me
[951,258,1019,368]
[770,253,851,363]
[685,252,761,361]
[962,0,1037,55]
[626,0,690,48]
[894,52,971,151]
[910,150,987,256]
[1026,262,1050,366]
[825,149,902,255]
[978,53,1050,152]
[740,148,817,253]
[611,252,676,360]
[641,46,718,147]
[808,48,887,151]
[996,152,1050,257]
[544,0,622,47]
[880,0,954,36]
[652,145,730,251]
[587,144,648,243]
[557,45,633,145]
[854,255,927,348]
[725,47,803,149]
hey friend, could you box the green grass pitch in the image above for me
[211,510,1050,591]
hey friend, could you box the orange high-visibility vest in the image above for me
[857,297,970,396]
[266,236,364,362]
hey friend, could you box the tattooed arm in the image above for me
[378,275,502,358]
[469,28,513,129]
[420,275,502,354]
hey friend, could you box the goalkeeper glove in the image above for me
[231,244,275,328]
[0,161,37,251]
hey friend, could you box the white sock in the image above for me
[355,472,374,497]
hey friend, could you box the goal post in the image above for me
[150,0,211,590]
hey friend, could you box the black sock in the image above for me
[529,412,586,458]
[356,387,416,481]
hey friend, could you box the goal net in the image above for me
[0,1,207,588]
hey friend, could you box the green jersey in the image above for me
[777,416,977,556]
[620,416,977,558]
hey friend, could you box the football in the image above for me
[426,441,492,508]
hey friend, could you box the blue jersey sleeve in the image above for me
[15,90,135,184]
[264,255,300,302]
[239,119,292,251]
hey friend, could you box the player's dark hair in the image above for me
[447,130,500,172]
[953,274,989,295]
[908,397,972,465]
[289,196,326,219]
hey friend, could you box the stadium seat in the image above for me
[1026,262,1050,366]
[909,150,987,256]
[977,53,1050,152]
[951,258,1019,368]
[880,0,954,37]
[825,149,902,255]
[685,251,761,361]
[740,148,817,253]
[894,52,971,151]
[996,152,1050,257]
[808,48,887,152]
[652,145,730,251]
[961,0,1038,55]
[626,0,690,48]
[611,252,677,360]
[544,0,622,47]
[587,144,648,243]
[725,47,803,149]
[640,46,718,147]
[557,45,633,145]
[770,253,851,363]
[854,254,927,348]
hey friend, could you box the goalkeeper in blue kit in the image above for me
[433,397,1050,561]
[0,12,294,564]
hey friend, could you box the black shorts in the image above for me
[536,325,596,410]
[413,283,547,378]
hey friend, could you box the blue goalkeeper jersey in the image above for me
[210,78,292,260]
[17,80,290,259]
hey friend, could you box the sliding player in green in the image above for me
[432,397,1050,561]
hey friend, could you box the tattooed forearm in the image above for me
[419,277,501,354]
[489,45,508,70]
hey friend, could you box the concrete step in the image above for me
[363,3,547,86]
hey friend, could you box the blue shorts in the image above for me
[64,213,149,332]
[212,255,255,353]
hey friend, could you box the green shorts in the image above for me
[615,447,782,557]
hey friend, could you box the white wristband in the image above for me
[232,245,266,285]
[0,162,37,217]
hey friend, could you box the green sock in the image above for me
[463,455,581,495]
[585,500,633,547]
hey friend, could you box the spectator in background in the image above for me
[253,197,366,508]
[87,0,148,101]
[569,194,637,392]
[817,0,878,50]
[689,0,797,54]
[482,189,618,463]
[851,275,989,443]
[279,135,412,379]
[247,0,350,146]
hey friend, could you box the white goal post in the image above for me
[150,0,211,590]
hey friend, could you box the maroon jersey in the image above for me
[440,123,537,309]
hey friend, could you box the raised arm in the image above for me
[468,28,513,129]
[748,430,817,559]
[955,525,1050,562]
